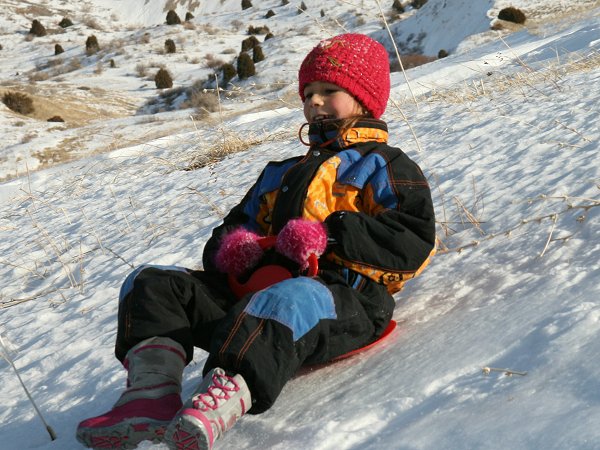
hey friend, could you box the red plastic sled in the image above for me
[297,319,398,376]
[330,319,397,362]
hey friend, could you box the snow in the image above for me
[1,1,599,449]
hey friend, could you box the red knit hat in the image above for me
[298,33,390,119]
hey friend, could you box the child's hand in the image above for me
[276,219,328,270]
[215,228,263,277]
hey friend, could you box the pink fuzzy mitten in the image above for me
[275,219,328,270]
[214,228,263,277]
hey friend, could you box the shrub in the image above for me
[165,39,176,54]
[393,54,435,70]
[298,1,307,13]
[237,52,255,79]
[248,25,270,34]
[2,91,35,115]
[437,49,448,58]
[185,12,194,21]
[188,89,219,115]
[320,9,325,17]
[241,35,259,52]
[29,20,47,37]
[47,115,64,122]
[221,63,237,86]
[155,68,173,89]
[498,7,526,24]
[411,0,427,8]
[85,35,99,55]
[54,44,64,55]
[281,0,289,4]
[264,33,274,41]
[253,45,265,63]
[166,10,181,25]
[241,0,252,10]
[392,0,405,13]
[109,59,116,68]
[59,17,73,28]
[265,10,276,18]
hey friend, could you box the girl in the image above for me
[76,33,436,450]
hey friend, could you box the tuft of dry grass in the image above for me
[135,63,148,77]
[205,53,225,69]
[17,5,52,16]
[83,15,104,30]
[185,128,290,171]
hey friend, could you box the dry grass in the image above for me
[187,89,220,116]
[135,63,148,77]
[2,91,35,115]
[421,49,600,105]
[83,15,104,30]
[183,21,196,31]
[16,5,52,16]
[32,147,73,168]
[197,23,220,35]
[433,174,486,253]
[437,195,600,255]
[185,128,290,171]
[0,85,137,126]
[205,53,226,69]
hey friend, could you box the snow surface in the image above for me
[1,1,599,449]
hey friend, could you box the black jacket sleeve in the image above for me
[324,146,436,288]
[325,196,435,273]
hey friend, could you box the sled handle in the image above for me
[257,236,320,276]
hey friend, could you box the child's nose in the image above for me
[310,94,324,105]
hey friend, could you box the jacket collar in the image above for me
[307,118,388,150]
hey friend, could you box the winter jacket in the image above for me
[203,118,436,295]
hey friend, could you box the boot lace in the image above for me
[192,372,240,411]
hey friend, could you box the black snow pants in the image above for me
[115,265,394,413]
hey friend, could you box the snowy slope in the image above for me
[1,1,600,449]
[374,0,495,55]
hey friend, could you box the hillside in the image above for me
[1,1,599,449]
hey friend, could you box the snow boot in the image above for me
[76,337,186,449]
[164,367,252,450]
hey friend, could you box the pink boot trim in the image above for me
[78,393,182,428]
[77,394,183,448]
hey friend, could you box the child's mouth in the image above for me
[312,114,335,122]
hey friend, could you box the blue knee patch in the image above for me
[119,264,188,302]
[245,277,337,341]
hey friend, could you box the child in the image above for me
[76,33,436,450]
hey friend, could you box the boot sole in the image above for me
[165,410,213,450]
[76,418,169,449]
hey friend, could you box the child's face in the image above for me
[303,81,365,123]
